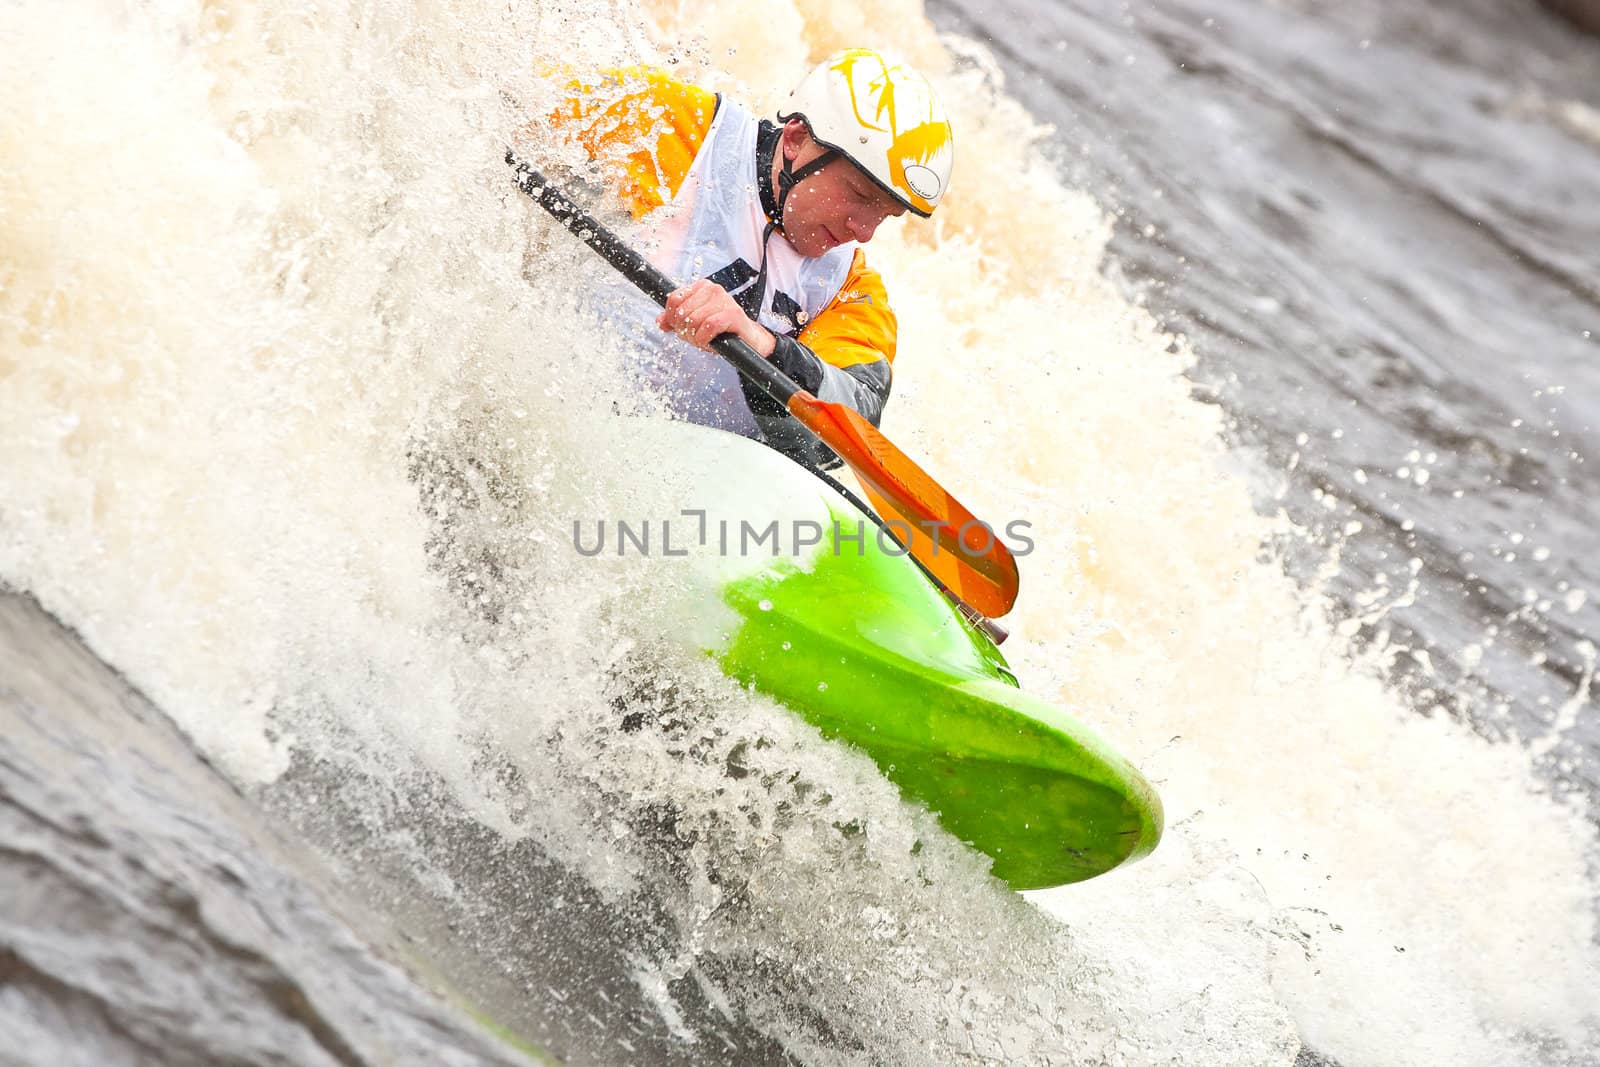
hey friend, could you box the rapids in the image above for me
[2,0,1596,1064]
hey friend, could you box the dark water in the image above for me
[0,593,535,1067]
[930,0,1600,797]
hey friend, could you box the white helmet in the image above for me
[777,48,954,217]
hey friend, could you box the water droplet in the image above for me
[758,598,773,612]
[817,682,829,692]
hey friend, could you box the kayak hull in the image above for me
[709,453,1160,890]
[623,420,1162,889]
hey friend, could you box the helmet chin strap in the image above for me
[746,133,838,323]
[774,143,836,235]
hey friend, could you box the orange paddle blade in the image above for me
[786,392,1020,618]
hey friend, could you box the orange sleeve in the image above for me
[546,66,718,219]
[798,249,897,369]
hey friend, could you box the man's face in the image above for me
[779,121,908,258]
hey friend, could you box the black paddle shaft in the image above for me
[507,152,801,408]
[506,153,1009,640]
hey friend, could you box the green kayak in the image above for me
[618,419,1162,890]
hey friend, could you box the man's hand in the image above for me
[657,279,777,358]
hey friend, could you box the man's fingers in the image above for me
[659,284,701,332]
[693,309,743,348]
[674,286,717,335]
[682,283,719,318]
[657,288,684,331]
[658,282,751,350]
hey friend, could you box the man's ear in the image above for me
[781,117,809,160]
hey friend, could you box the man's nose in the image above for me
[847,212,882,242]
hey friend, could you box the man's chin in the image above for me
[802,232,837,257]
[782,226,838,258]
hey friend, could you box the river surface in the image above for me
[929,0,1600,793]
[2,1,1597,1065]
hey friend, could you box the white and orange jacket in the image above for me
[549,68,898,467]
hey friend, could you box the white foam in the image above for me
[2,0,1595,1063]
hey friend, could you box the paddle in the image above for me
[507,151,1020,618]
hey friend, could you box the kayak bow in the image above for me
[635,420,1162,889]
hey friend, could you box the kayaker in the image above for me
[544,49,954,468]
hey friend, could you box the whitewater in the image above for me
[1,0,1596,1064]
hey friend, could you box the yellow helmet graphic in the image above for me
[778,49,954,217]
